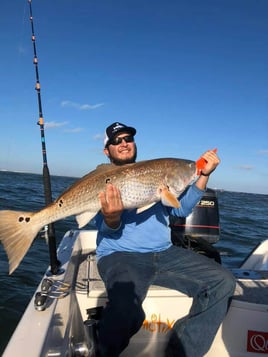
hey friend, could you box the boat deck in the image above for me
[74,248,268,322]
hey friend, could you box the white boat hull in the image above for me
[3,230,268,356]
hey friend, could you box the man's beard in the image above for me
[109,146,137,165]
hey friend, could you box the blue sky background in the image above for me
[0,0,267,194]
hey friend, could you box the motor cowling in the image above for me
[170,188,221,263]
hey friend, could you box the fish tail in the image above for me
[0,210,42,274]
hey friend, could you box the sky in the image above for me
[0,0,267,194]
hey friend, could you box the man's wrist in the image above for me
[104,215,121,229]
[200,171,210,177]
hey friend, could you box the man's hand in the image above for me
[99,183,124,229]
[195,150,220,190]
[201,150,220,176]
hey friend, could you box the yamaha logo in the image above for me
[247,330,268,353]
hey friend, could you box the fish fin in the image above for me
[76,211,97,228]
[136,202,156,213]
[95,162,135,174]
[0,210,41,274]
[95,163,115,173]
[160,187,180,208]
[77,164,117,182]
[196,148,218,175]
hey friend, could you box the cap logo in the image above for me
[112,123,124,133]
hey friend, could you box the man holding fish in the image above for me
[0,121,235,357]
[94,122,236,357]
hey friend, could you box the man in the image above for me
[94,122,235,357]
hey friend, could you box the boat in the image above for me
[3,3,267,355]
[3,188,268,357]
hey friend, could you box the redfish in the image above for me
[0,158,196,274]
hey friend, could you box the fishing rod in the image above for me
[28,0,61,276]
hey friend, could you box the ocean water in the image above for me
[0,170,267,354]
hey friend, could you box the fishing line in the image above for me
[27,0,61,275]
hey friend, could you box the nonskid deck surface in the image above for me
[75,250,180,292]
[233,270,268,304]
[75,250,105,292]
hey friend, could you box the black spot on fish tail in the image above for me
[18,216,31,223]
[58,199,64,208]
[0,210,43,274]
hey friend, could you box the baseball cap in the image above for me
[104,122,136,147]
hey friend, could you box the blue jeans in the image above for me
[97,245,236,357]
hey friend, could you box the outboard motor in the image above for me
[170,188,221,263]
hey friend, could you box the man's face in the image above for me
[104,132,137,165]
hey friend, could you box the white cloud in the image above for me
[257,150,268,156]
[237,165,254,171]
[64,127,84,133]
[44,121,68,129]
[61,100,104,110]
[43,121,83,133]
[94,133,104,141]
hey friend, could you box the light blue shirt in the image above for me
[95,184,205,260]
